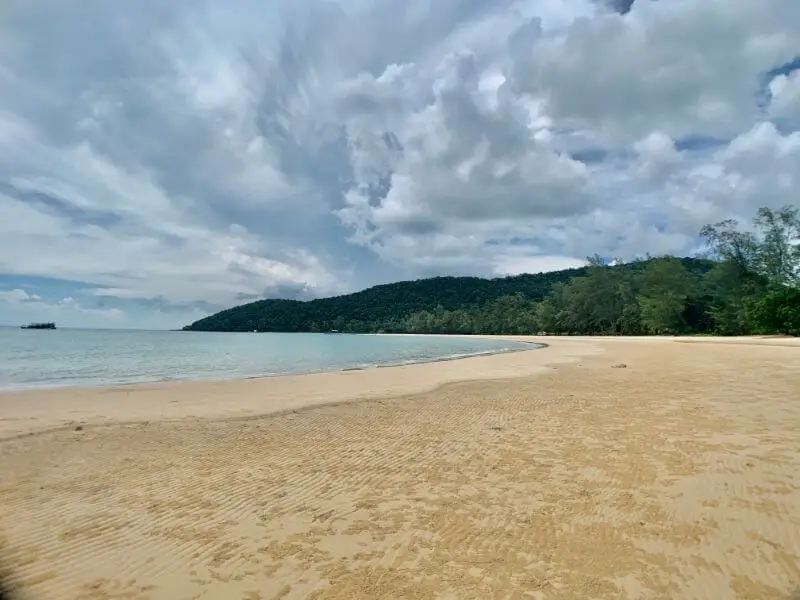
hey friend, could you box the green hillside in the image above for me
[184,268,584,333]
[184,257,714,334]
[184,206,799,336]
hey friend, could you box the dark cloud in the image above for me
[607,0,636,14]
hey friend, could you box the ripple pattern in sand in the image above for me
[1,341,799,599]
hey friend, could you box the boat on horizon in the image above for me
[20,322,56,330]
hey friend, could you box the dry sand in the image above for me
[1,336,799,599]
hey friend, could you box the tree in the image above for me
[638,295,684,334]
[535,298,558,333]
[748,287,800,335]
[753,205,800,286]
[637,258,691,333]
[699,218,760,274]
[700,218,765,334]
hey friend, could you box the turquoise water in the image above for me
[0,328,535,391]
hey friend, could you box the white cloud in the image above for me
[494,254,587,276]
[0,288,124,327]
[0,289,40,304]
[314,0,799,272]
[508,0,799,144]
[1,0,799,327]
[633,131,683,183]
[769,70,800,117]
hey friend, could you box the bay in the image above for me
[0,327,535,391]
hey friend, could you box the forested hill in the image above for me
[184,267,589,333]
[183,257,714,334]
[185,205,800,336]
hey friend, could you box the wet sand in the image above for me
[1,336,799,599]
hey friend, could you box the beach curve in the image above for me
[0,336,594,441]
[1,336,799,599]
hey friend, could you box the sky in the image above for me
[1,0,799,329]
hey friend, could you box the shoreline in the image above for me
[1,335,796,442]
[3,330,795,396]
[0,337,585,441]
[5,329,795,395]
[0,336,541,394]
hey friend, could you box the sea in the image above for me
[0,327,535,391]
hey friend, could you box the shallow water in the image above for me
[0,328,534,390]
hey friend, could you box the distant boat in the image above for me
[21,322,56,330]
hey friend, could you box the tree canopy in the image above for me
[185,206,800,336]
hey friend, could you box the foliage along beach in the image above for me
[186,206,800,337]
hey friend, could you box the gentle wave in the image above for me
[0,328,537,391]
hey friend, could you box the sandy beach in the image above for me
[1,336,799,599]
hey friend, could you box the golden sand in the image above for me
[1,336,799,599]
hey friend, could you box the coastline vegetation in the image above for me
[185,206,800,336]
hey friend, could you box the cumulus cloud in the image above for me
[768,69,800,118]
[1,0,798,327]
